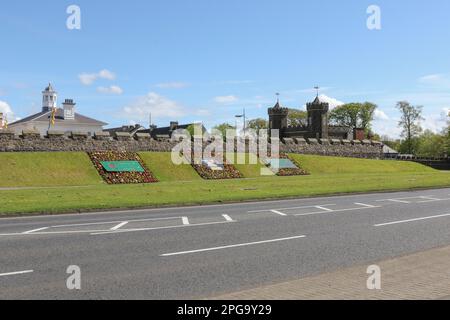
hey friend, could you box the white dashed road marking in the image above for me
[222,214,234,222]
[374,213,450,227]
[0,270,34,278]
[271,210,287,216]
[110,222,129,231]
[160,235,307,257]
[22,227,49,234]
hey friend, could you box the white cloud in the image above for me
[418,73,450,88]
[0,100,16,123]
[97,85,124,95]
[121,92,185,122]
[214,95,239,104]
[156,82,189,89]
[318,94,345,109]
[374,109,389,120]
[79,69,116,85]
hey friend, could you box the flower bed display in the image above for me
[192,159,243,180]
[268,154,310,176]
[89,151,158,184]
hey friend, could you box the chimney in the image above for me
[170,121,179,131]
[63,99,76,120]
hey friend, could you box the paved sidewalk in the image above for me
[211,245,450,300]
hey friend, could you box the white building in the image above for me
[9,84,107,136]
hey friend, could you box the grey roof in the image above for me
[105,124,145,135]
[142,123,206,136]
[383,145,399,154]
[10,108,108,126]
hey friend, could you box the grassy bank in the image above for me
[0,152,103,187]
[1,171,450,215]
[0,152,448,216]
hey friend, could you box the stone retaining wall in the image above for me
[0,130,384,159]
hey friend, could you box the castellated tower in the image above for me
[268,100,289,136]
[306,96,329,139]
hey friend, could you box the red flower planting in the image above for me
[89,151,158,184]
[192,159,243,180]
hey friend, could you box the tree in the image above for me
[415,130,447,158]
[247,118,268,133]
[213,123,235,136]
[186,123,205,137]
[329,102,377,133]
[441,111,450,157]
[287,109,308,128]
[396,101,424,154]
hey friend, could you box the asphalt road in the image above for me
[2,188,450,299]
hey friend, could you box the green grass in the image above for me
[139,152,201,182]
[1,152,449,216]
[291,154,436,175]
[1,171,450,215]
[226,153,267,178]
[0,152,103,188]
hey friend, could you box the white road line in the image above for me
[271,210,287,216]
[315,206,334,212]
[182,217,190,225]
[91,220,236,236]
[22,227,49,234]
[51,216,182,228]
[222,214,234,222]
[386,199,411,204]
[417,196,442,203]
[294,206,381,217]
[374,213,450,227]
[110,222,128,231]
[354,203,377,208]
[160,235,306,257]
[0,270,34,278]
[0,229,115,236]
[247,204,336,213]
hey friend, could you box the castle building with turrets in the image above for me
[268,95,352,140]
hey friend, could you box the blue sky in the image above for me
[1,0,450,137]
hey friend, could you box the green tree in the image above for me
[247,118,268,133]
[186,123,205,137]
[329,102,377,133]
[212,123,235,136]
[415,130,447,158]
[396,101,424,154]
[287,109,308,128]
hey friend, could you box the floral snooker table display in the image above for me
[89,152,158,184]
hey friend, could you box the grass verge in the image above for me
[1,171,450,215]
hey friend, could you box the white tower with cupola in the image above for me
[42,83,57,112]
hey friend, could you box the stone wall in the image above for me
[279,137,384,159]
[0,130,384,159]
